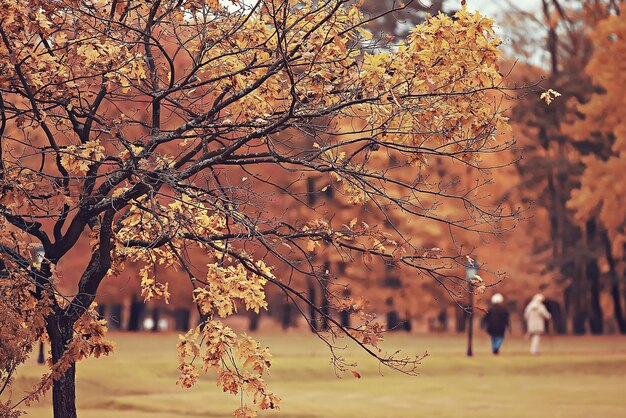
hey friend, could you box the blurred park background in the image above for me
[4,0,626,416]
[42,0,626,343]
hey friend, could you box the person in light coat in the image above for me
[524,294,552,355]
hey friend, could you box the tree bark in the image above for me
[151,307,160,332]
[281,302,293,330]
[248,311,261,332]
[47,313,77,418]
[602,231,626,334]
[340,309,350,328]
[174,308,191,331]
[456,305,467,333]
[127,294,144,331]
[587,259,603,334]
[586,220,603,334]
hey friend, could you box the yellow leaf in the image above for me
[540,89,561,105]
[357,27,373,40]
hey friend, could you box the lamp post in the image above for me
[465,258,479,357]
[30,244,46,365]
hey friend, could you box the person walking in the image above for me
[524,293,552,355]
[482,293,510,355]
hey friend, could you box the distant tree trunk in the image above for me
[151,307,160,332]
[340,310,350,328]
[437,308,448,332]
[108,304,123,330]
[386,310,400,331]
[544,299,566,335]
[281,303,293,330]
[47,313,77,418]
[610,281,625,334]
[174,308,191,331]
[456,306,467,333]
[573,312,587,334]
[402,316,412,332]
[586,220,603,334]
[96,303,106,319]
[248,311,261,332]
[570,266,588,335]
[127,295,144,332]
[602,231,626,334]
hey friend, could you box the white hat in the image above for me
[491,293,504,304]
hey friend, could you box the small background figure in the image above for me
[482,293,510,355]
[524,293,552,355]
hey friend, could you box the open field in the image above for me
[7,332,626,417]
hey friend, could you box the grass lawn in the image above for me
[6,331,626,417]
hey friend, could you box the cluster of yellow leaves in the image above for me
[113,191,276,416]
[0,267,51,401]
[60,141,106,175]
[63,305,115,362]
[140,266,171,304]
[21,305,114,411]
[0,269,112,412]
[0,1,147,103]
[176,324,280,417]
[113,195,227,289]
[540,89,562,105]
[0,1,513,416]
[322,7,509,202]
[334,295,387,352]
[193,261,269,317]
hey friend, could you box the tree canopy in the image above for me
[0,1,514,417]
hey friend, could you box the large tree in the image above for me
[502,0,623,334]
[0,1,513,417]
[568,8,626,334]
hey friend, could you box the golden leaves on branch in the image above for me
[193,260,270,317]
[540,89,562,105]
[0,0,513,416]
[60,141,105,175]
[176,323,280,417]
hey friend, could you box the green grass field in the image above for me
[7,331,626,417]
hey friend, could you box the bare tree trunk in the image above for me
[47,313,77,418]
[281,302,293,330]
[174,308,190,331]
[602,231,626,333]
[340,309,350,328]
[587,259,603,334]
[571,264,588,335]
[586,220,603,334]
[127,294,144,331]
[456,305,467,333]
[248,311,261,332]
[151,307,160,332]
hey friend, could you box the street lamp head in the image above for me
[30,244,45,264]
[465,258,479,280]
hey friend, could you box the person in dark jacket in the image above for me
[482,293,510,355]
